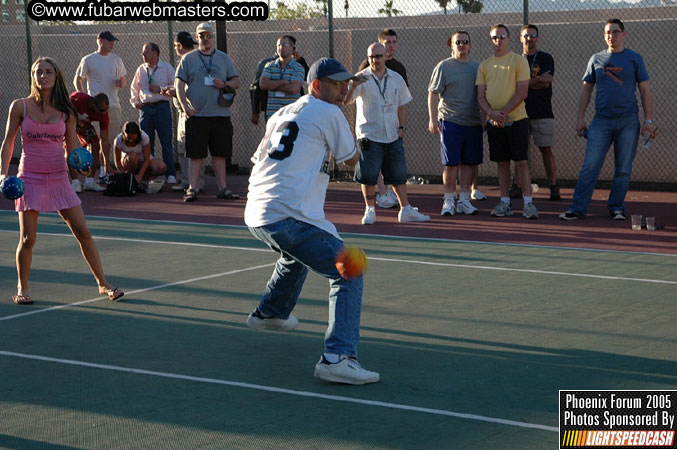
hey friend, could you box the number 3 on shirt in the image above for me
[267,121,299,161]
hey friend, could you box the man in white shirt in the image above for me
[244,58,379,386]
[74,30,126,189]
[345,43,429,225]
[130,42,177,183]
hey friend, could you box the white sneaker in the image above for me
[456,198,478,215]
[83,179,105,192]
[314,356,380,385]
[145,178,165,194]
[376,192,397,209]
[246,309,298,331]
[72,179,82,193]
[167,175,178,184]
[361,206,376,225]
[471,189,487,201]
[441,198,455,216]
[398,205,430,222]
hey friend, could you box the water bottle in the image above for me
[641,131,651,149]
[581,128,588,139]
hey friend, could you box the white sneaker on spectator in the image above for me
[441,198,455,216]
[376,192,397,209]
[471,189,487,201]
[72,179,82,193]
[84,179,105,192]
[167,175,177,184]
[246,309,298,331]
[456,199,478,215]
[522,202,539,219]
[314,356,380,385]
[361,206,376,225]
[398,205,430,222]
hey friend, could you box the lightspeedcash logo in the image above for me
[27,0,268,22]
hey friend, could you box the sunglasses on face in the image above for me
[454,40,470,45]
[522,33,537,39]
[491,34,507,41]
[320,79,348,88]
[368,54,385,59]
[605,30,622,36]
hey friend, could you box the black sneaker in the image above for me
[549,185,561,201]
[611,210,626,220]
[509,183,522,199]
[558,211,580,220]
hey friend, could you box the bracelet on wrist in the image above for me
[644,119,654,124]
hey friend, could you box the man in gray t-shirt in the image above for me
[428,30,484,217]
[175,22,240,202]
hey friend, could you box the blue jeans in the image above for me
[569,114,640,217]
[354,138,408,186]
[249,218,363,358]
[139,101,175,176]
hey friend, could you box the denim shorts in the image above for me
[440,120,484,166]
[487,118,529,162]
[354,137,408,186]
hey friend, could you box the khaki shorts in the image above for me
[529,118,555,147]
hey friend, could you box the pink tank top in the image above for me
[19,99,68,174]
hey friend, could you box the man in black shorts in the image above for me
[175,23,241,202]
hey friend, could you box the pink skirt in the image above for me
[15,171,81,212]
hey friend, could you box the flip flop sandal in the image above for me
[216,189,240,199]
[102,287,124,302]
[12,294,33,305]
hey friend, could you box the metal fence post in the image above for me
[328,0,334,57]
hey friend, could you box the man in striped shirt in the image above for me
[259,35,306,120]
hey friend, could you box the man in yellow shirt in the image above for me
[476,24,539,219]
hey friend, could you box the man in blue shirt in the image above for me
[560,18,657,221]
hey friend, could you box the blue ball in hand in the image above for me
[1,176,25,200]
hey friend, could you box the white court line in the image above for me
[1,229,674,286]
[2,211,676,257]
[0,263,274,322]
[0,350,558,433]
[368,257,677,286]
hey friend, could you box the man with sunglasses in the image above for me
[559,18,656,221]
[520,24,560,202]
[477,24,539,219]
[245,58,379,385]
[428,30,483,217]
[346,43,429,225]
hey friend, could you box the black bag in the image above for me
[103,173,138,197]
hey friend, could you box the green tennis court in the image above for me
[1,211,676,449]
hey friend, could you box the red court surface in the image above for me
[3,174,672,255]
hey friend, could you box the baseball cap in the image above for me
[98,31,118,41]
[176,31,197,48]
[196,23,214,35]
[307,58,357,83]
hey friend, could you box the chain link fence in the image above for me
[1,0,675,187]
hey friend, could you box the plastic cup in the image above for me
[631,214,642,231]
[646,216,656,231]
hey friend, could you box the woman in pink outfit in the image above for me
[0,57,123,305]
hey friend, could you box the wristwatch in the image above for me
[644,119,654,124]
[398,126,406,131]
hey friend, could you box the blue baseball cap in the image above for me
[307,58,357,83]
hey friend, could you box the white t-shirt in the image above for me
[350,67,412,143]
[115,131,151,161]
[245,95,357,240]
[76,52,127,108]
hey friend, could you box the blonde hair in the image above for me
[30,56,77,120]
